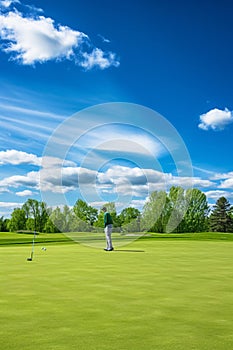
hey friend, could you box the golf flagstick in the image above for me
[27,230,36,261]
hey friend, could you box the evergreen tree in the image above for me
[209,197,233,232]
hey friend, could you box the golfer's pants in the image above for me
[104,224,113,249]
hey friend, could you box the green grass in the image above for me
[0,232,72,246]
[1,231,233,248]
[1,236,233,349]
[147,231,233,241]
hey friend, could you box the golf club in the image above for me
[27,230,36,261]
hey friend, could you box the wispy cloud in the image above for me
[198,108,233,131]
[98,34,111,43]
[0,116,53,143]
[0,102,66,120]
[0,2,120,69]
[72,124,167,158]
[24,4,43,14]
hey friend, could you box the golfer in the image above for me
[102,207,114,251]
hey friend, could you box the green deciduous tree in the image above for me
[49,206,72,232]
[167,187,209,233]
[73,199,98,226]
[142,191,171,233]
[22,199,49,232]
[119,207,140,225]
[43,217,61,233]
[0,216,9,232]
[209,197,233,232]
[47,205,90,232]
[166,186,186,233]
[8,208,26,232]
[94,210,104,228]
[141,187,209,233]
[119,207,140,232]
[26,217,36,231]
[182,188,209,232]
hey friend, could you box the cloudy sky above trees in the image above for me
[0,0,233,216]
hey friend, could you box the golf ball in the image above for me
[41,247,47,251]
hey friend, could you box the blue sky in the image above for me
[0,0,233,217]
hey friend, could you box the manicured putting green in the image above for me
[1,239,233,350]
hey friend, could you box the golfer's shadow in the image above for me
[114,249,145,253]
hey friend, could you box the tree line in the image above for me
[1,186,233,233]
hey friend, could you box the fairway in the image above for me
[1,238,233,350]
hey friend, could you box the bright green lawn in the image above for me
[1,238,233,350]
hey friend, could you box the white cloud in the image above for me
[80,48,119,70]
[0,202,23,209]
[42,157,76,168]
[210,171,233,180]
[204,190,233,200]
[169,176,213,189]
[0,0,20,8]
[90,199,146,212]
[0,201,23,208]
[0,149,41,165]
[97,165,214,198]
[0,5,119,69]
[0,171,39,188]
[0,149,77,168]
[210,171,233,190]
[0,11,85,65]
[0,158,217,205]
[130,199,147,209]
[0,187,10,193]
[0,200,23,216]
[39,165,98,193]
[15,189,33,197]
[198,108,233,131]
[219,178,233,189]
